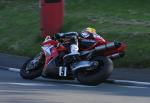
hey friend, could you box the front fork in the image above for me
[26,52,44,71]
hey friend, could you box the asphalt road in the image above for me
[0,69,150,103]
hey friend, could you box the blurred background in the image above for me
[0,0,150,68]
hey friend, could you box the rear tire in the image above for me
[20,59,43,80]
[77,57,113,85]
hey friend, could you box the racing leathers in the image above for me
[55,31,105,57]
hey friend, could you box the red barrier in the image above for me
[39,0,64,37]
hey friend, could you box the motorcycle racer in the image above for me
[55,27,106,68]
[20,27,126,85]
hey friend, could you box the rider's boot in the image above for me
[59,44,80,77]
[63,44,80,63]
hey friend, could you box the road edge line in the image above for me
[106,79,150,87]
[0,66,20,72]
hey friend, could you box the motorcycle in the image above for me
[20,35,126,85]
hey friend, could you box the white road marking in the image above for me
[114,79,150,85]
[67,84,97,88]
[8,68,20,72]
[0,66,20,72]
[0,82,55,86]
[9,82,55,86]
[121,85,149,89]
[108,79,150,87]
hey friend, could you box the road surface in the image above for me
[0,68,150,103]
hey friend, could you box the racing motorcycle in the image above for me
[20,35,126,85]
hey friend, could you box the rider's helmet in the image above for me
[80,27,96,38]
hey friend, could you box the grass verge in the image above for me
[0,0,150,68]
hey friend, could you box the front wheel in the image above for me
[77,57,113,85]
[20,58,44,80]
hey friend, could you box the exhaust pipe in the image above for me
[94,41,121,52]
[108,52,125,59]
[80,41,123,57]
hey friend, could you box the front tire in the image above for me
[77,57,113,85]
[20,58,43,80]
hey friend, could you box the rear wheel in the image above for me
[20,57,44,80]
[77,57,113,85]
